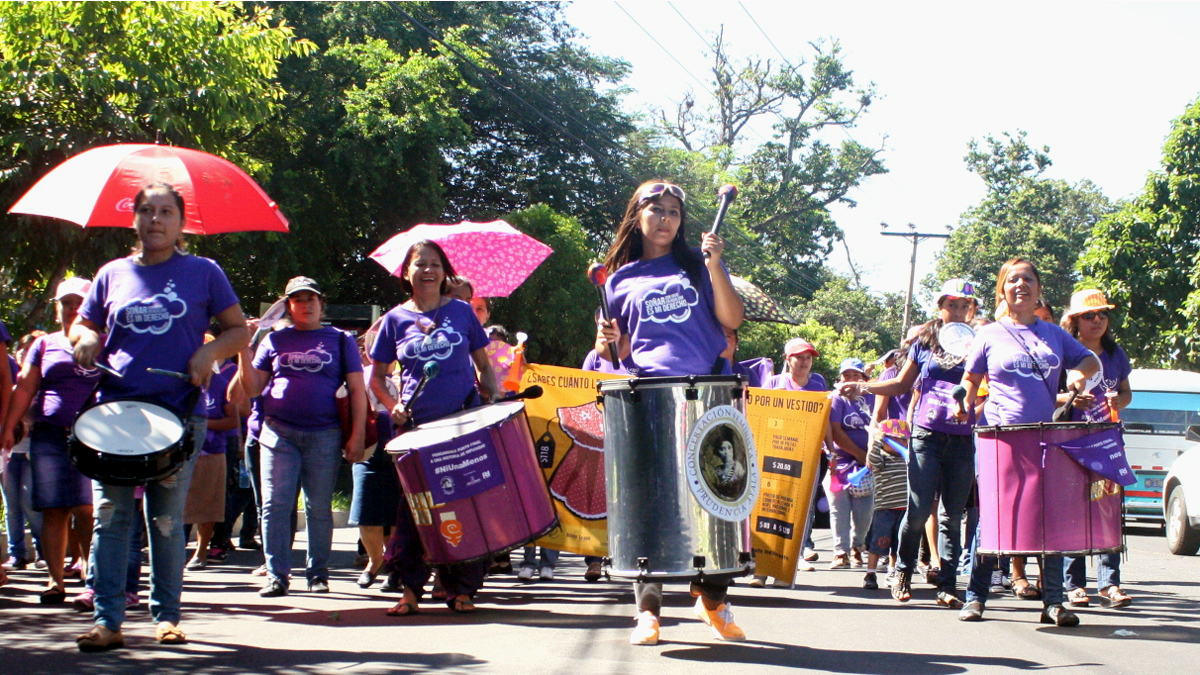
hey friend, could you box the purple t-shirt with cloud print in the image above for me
[370,299,488,425]
[829,393,875,466]
[605,252,727,377]
[254,326,362,431]
[1072,345,1132,423]
[27,332,102,428]
[80,253,240,415]
[966,318,1094,425]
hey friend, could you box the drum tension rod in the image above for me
[637,557,650,572]
[692,555,706,570]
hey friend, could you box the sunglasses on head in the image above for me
[1079,310,1109,321]
[637,182,686,203]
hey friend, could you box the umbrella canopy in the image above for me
[8,143,289,235]
[731,275,799,325]
[369,220,553,297]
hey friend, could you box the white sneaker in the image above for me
[539,566,554,581]
[630,611,660,645]
[989,570,1005,592]
[517,565,536,581]
[796,558,816,572]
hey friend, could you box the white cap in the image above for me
[54,277,92,300]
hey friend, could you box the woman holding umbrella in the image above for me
[70,183,250,651]
[369,240,500,616]
[595,180,745,646]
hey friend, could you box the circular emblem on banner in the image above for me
[684,405,759,521]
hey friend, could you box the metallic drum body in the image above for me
[600,375,755,582]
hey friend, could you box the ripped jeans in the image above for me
[90,417,204,631]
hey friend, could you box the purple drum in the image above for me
[975,422,1123,556]
[386,401,558,565]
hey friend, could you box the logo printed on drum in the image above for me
[439,511,464,547]
[639,276,699,324]
[279,342,334,372]
[115,281,188,335]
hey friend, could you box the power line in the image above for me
[737,1,792,66]
[613,1,710,92]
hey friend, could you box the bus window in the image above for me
[1123,391,1200,436]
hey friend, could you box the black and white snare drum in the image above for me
[69,399,194,486]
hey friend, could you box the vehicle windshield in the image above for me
[1123,391,1200,436]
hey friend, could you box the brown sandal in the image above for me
[1099,586,1132,608]
[1011,577,1041,600]
[155,622,187,645]
[450,595,476,613]
[77,626,125,652]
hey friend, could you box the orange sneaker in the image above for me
[629,610,660,645]
[694,597,746,641]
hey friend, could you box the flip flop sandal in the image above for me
[386,601,419,617]
[1012,578,1041,600]
[77,628,125,652]
[40,587,67,605]
[1099,586,1132,608]
[155,623,188,645]
[1066,588,1090,606]
[450,596,476,613]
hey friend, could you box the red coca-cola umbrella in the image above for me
[8,144,289,234]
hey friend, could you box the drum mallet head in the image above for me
[423,360,440,380]
[515,385,543,400]
[587,262,621,366]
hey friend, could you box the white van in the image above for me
[1121,369,1200,521]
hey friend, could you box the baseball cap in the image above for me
[936,278,977,305]
[784,337,819,357]
[284,276,323,297]
[54,277,92,300]
[1064,289,1116,317]
[839,357,867,375]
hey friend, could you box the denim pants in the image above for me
[85,504,144,594]
[826,476,873,554]
[91,417,204,630]
[965,527,1065,606]
[1064,553,1121,592]
[2,450,43,561]
[521,546,560,568]
[895,428,975,592]
[259,419,342,585]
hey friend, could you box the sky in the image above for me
[562,1,1200,309]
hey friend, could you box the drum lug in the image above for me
[685,387,699,401]
[692,555,706,570]
[732,386,744,400]
[637,557,649,572]
[738,551,752,565]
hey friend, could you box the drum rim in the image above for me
[384,400,527,453]
[598,374,745,392]
[973,421,1120,435]
[72,396,188,454]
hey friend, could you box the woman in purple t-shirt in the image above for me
[595,181,746,646]
[1,278,99,604]
[1059,289,1133,609]
[957,257,1099,627]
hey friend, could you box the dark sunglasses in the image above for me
[1079,311,1110,321]
[637,182,686,203]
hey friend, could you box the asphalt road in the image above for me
[1,523,1195,675]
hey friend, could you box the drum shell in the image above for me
[975,422,1123,556]
[388,404,558,565]
[68,398,192,487]
[602,376,754,582]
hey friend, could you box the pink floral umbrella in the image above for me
[368,220,553,297]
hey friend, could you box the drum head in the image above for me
[386,400,525,453]
[1085,351,1105,392]
[73,400,185,457]
[938,322,975,359]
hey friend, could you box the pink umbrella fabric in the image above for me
[369,220,553,297]
[8,144,289,235]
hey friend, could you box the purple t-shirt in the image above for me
[605,253,727,377]
[201,367,232,455]
[0,320,10,344]
[765,371,828,392]
[581,349,630,375]
[370,299,488,425]
[909,342,974,435]
[80,253,240,415]
[246,397,264,440]
[27,332,102,427]
[1073,346,1132,423]
[254,326,362,431]
[966,318,1094,425]
[829,393,875,466]
[878,365,911,421]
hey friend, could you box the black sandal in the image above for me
[40,587,67,605]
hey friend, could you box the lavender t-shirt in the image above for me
[27,332,102,428]
[201,367,232,455]
[878,365,912,421]
[581,349,631,375]
[80,253,240,414]
[605,252,727,377]
[1072,346,1132,423]
[254,326,361,431]
[909,343,974,435]
[829,393,875,466]
[765,371,828,392]
[966,318,1093,425]
[370,299,488,425]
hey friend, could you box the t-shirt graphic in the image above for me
[114,280,188,335]
[640,277,700,324]
[399,316,466,362]
[279,342,335,372]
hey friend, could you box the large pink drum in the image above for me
[975,422,1123,556]
[386,401,558,565]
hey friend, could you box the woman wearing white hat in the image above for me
[1059,289,1133,609]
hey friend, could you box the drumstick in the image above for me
[587,263,621,366]
[403,361,440,417]
[147,368,190,381]
[703,184,738,260]
[1054,389,1080,423]
[94,363,123,379]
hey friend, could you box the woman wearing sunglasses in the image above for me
[1059,289,1133,609]
[596,180,745,646]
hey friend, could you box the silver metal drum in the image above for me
[599,375,759,582]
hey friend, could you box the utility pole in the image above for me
[881,223,952,338]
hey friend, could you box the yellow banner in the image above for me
[744,388,830,584]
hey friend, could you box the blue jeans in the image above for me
[259,419,342,585]
[966,528,1065,606]
[85,504,144,594]
[896,428,974,592]
[521,546,560,568]
[91,417,204,630]
[1064,553,1120,592]
[2,450,43,561]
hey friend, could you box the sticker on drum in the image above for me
[938,322,975,359]
[73,400,185,457]
[684,405,759,521]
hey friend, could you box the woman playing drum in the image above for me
[1059,289,1133,609]
[1,278,100,604]
[955,257,1099,626]
[239,276,368,597]
[70,183,250,650]
[840,278,979,606]
[369,240,500,616]
[595,180,746,646]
